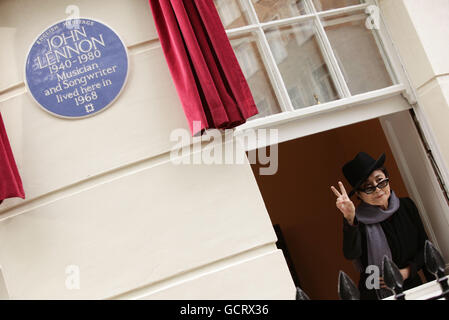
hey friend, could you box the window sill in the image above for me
[234,84,410,150]
[383,278,445,300]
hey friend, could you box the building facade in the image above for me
[0,0,448,299]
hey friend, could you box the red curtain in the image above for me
[0,112,25,204]
[149,0,258,136]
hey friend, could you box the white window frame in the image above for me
[222,0,416,148]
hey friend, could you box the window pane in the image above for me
[323,12,393,95]
[230,34,282,120]
[265,21,339,109]
[252,0,307,23]
[214,0,249,29]
[313,0,362,11]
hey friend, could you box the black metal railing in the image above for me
[296,241,449,300]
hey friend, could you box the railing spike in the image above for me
[295,286,310,300]
[382,255,405,300]
[424,240,449,300]
[424,240,446,278]
[338,270,360,300]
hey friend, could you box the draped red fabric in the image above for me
[0,112,25,204]
[149,0,258,136]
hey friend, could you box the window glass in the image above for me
[252,0,307,23]
[230,34,282,119]
[214,0,249,29]
[323,12,393,95]
[218,0,396,118]
[265,22,339,108]
[313,0,362,11]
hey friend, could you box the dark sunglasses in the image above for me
[358,178,390,194]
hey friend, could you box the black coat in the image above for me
[343,197,435,300]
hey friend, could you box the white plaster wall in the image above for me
[136,250,296,300]
[379,0,449,167]
[401,0,449,84]
[0,0,294,299]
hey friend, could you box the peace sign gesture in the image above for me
[331,181,356,225]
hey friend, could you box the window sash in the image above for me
[222,0,412,131]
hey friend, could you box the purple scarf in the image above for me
[355,190,400,299]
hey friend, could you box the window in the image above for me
[313,0,362,12]
[323,11,394,95]
[265,21,339,108]
[265,28,288,64]
[216,0,406,123]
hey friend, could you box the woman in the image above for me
[331,152,434,300]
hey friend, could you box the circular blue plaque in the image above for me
[25,18,128,118]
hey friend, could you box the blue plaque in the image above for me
[25,18,128,118]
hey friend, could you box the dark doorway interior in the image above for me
[250,118,410,299]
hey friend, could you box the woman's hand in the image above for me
[331,181,356,225]
[379,277,387,289]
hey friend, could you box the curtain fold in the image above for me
[0,112,25,204]
[149,0,258,135]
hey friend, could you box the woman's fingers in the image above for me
[379,277,388,289]
[338,181,348,196]
[333,184,356,220]
[331,186,341,198]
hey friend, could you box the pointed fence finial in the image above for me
[338,270,360,300]
[382,255,405,300]
[425,240,446,278]
[425,240,449,300]
[295,286,311,300]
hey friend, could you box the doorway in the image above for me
[249,110,449,299]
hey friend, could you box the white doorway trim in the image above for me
[380,111,449,271]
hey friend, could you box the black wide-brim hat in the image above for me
[342,152,386,197]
